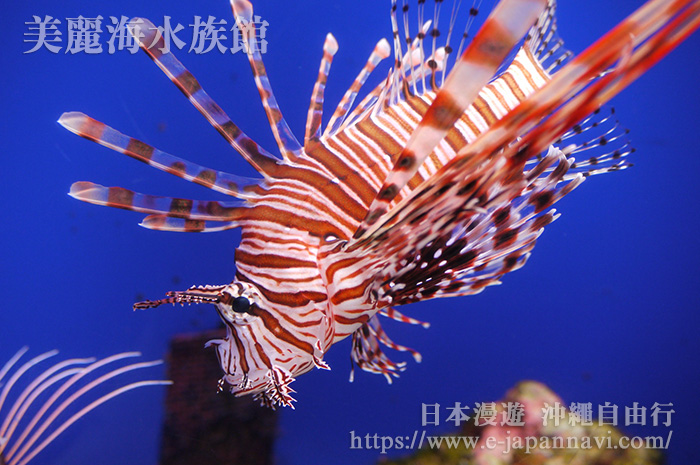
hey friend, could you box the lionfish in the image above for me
[0,348,170,465]
[59,0,700,407]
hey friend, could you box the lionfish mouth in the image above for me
[133,285,226,310]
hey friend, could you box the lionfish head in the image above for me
[135,282,328,408]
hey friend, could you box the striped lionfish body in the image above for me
[60,0,700,407]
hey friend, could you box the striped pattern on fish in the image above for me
[60,0,700,407]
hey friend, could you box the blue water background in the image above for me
[2,1,699,464]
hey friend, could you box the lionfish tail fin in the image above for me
[126,17,279,176]
[58,112,260,200]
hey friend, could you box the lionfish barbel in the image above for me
[60,0,700,407]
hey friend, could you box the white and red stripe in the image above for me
[62,0,700,407]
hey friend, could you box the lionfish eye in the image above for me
[232,296,252,314]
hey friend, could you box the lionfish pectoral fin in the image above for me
[126,17,279,177]
[349,313,424,383]
[503,0,700,168]
[379,306,430,329]
[58,112,262,199]
[351,0,700,262]
[354,0,549,239]
[133,285,227,310]
[230,0,303,161]
[350,148,576,307]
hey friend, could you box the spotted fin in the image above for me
[58,112,261,199]
[69,181,244,222]
[356,147,577,306]
[230,0,303,161]
[354,0,549,238]
[349,0,700,305]
[127,17,279,176]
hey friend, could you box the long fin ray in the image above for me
[140,215,241,232]
[230,0,303,161]
[305,34,338,146]
[58,112,262,200]
[127,17,279,176]
[354,0,549,238]
[323,39,392,137]
[69,181,245,222]
[353,0,700,242]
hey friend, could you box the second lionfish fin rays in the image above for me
[355,0,549,238]
[58,112,262,200]
[126,17,279,177]
[0,348,170,465]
